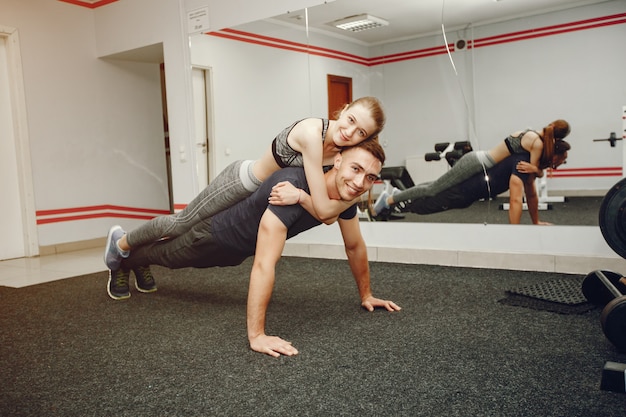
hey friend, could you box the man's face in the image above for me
[334,148,382,201]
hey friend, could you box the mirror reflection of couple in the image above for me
[372,119,571,225]
[103,96,570,357]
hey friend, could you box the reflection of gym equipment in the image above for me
[369,141,472,221]
[593,131,622,147]
[380,166,415,191]
[424,141,473,167]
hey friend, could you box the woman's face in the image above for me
[332,103,377,147]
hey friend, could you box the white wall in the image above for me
[94,0,196,207]
[0,0,168,246]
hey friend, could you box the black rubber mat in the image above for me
[506,278,587,305]
[499,277,595,315]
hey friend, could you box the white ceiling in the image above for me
[271,0,612,46]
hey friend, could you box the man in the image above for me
[109,139,401,357]
[375,147,568,224]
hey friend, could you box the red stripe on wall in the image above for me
[473,18,626,48]
[548,167,622,178]
[36,204,170,217]
[209,13,626,67]
[58,0,118,9]
[549,173,622,178]
[36,205,170,225]
[370,44,454,65]
[37,212,157,225]
[222,28,368,63]
[209,30,369,66]
[553,167,622,172]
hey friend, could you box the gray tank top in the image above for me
[504,129,539,154]
[271,119,329,168]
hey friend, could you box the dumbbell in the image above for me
[453,141,472,152]
[425,142,453,162]
[445,150,465,167]
[581,270,626,351]
[434,142,450,152]
[425,152,441,161]
[582,270,626,305]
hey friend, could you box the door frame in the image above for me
[1,25,38,257]
[191,65,216,188]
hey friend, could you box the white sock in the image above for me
[116,241,129,258]
[240,160,261,192]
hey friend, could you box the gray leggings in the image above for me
[394,151,496,203]
[123,221,248,270]
[126,160,261,248]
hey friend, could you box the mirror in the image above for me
[195,0,622,227]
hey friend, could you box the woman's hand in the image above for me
[269,181,302,206]
[516,161,543,177]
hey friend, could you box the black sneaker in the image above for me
[133,266,157,293]
[107,267,131,300]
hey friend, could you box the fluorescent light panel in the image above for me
[333,14,389,32]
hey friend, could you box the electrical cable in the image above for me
[440,0,492,221]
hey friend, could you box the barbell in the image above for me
[599,177,626,259]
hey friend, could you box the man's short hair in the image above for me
[342,137,386,165]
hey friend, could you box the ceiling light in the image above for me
[332,14,389,32]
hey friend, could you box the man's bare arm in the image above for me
[247,210,299,357]
[337,215,401,312]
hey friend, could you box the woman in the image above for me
[372,119,571,215]
[105,96,386,270]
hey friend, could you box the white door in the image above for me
[0,32,36,260]
[192,67,214,189]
